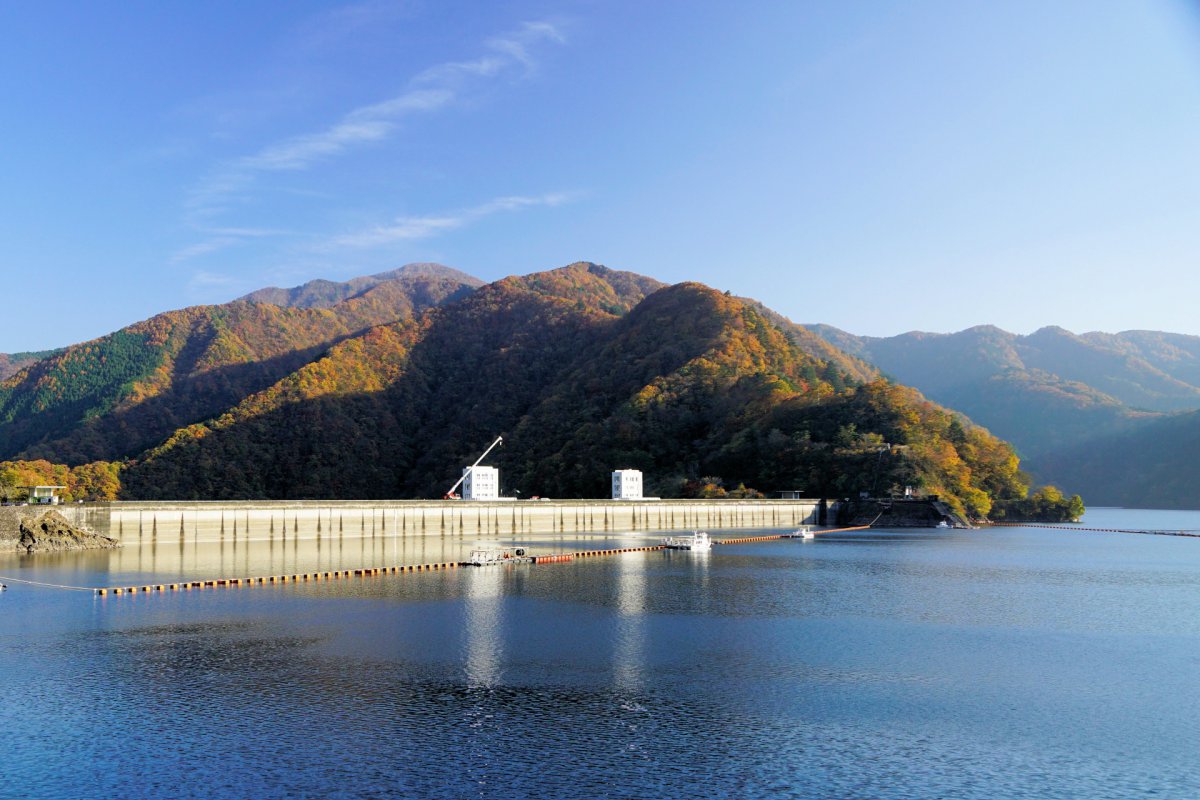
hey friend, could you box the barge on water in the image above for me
[781,527,815,539]
[662,531,712,551]
[465,548,531,566]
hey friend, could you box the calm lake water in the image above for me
[2,507,1198,799]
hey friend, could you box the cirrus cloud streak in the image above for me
[330,192,577,248]
[175,19,568,265]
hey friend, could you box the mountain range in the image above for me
[8,260,1194,509]
[0,263,1027,517]
[808,324,1200,507]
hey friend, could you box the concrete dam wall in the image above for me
[56,499,827,545]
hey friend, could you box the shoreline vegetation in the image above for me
[990,485,1085,524]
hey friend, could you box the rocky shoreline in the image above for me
[0,508,120,553]
[836,498,972,528]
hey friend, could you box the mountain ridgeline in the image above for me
[0,264,482,465]
[0,263,1028,517]
[811,324,1200,414]
[809,323,1200,508]
[237,263,484,309]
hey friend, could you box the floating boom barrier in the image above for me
[539,545,665,561]
[3,526,880,599]
[92,562,464,596]
[91,545,674,597]
[991,523,1200,538]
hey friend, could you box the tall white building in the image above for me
[463,466,499,500]
[611,469,643,500]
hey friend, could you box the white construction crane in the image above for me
[443,436,503,499]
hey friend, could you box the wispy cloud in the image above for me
[203,225,294,238]
[171,239,238,264]
[239,21,562,174]
[240,89,452,171]
[170,226,294,264]
[196,20,562,188]
[331,192,576,248]
[414,21,566,84]
[187,270,257,297]
[175,19,567,264]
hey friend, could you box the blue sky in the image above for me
[2,0,1199,352]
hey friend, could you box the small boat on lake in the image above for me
[662,531,712,551]
[466,548,531,566]
[782,527,816,540]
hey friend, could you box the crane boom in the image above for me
[444,436,503,498]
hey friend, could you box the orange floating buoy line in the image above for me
[92,562,464,597]
[531,553,573,564]
[92,546,677,597]
[91,532,873,599]
[714,533,787,545]
[529,545,667,564]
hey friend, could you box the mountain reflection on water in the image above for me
[1,509,1198,799]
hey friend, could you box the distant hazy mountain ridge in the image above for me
[0,349,60,382]
[813,324,1200,413]
[1036,408,1200,509]
[807,323,1200,508]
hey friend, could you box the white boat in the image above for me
[466,548,530,566]
[662,531,712,551]
[936,520,950,529]
[782,527,816,540]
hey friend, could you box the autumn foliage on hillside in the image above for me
[110,263,1031,516]
[0,459,121,502]
[0,267,480,464]
[710,381,1025,518]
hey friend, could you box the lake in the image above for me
[1,507,1198,799]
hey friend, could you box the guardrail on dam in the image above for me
[57,499,828,544]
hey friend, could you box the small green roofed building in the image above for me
[19,485,67,505]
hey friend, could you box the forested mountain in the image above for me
[807,323,1200,506]
[814,324,1200,414]
[741,302,878,385]
[1037,409,1200,510]
[238,262,482,309]
[0,265,481,463]
[1081,330,1200,390]
[0,261,1032,516]
[117,263,1027,517]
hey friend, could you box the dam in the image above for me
[57,498,829,545]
